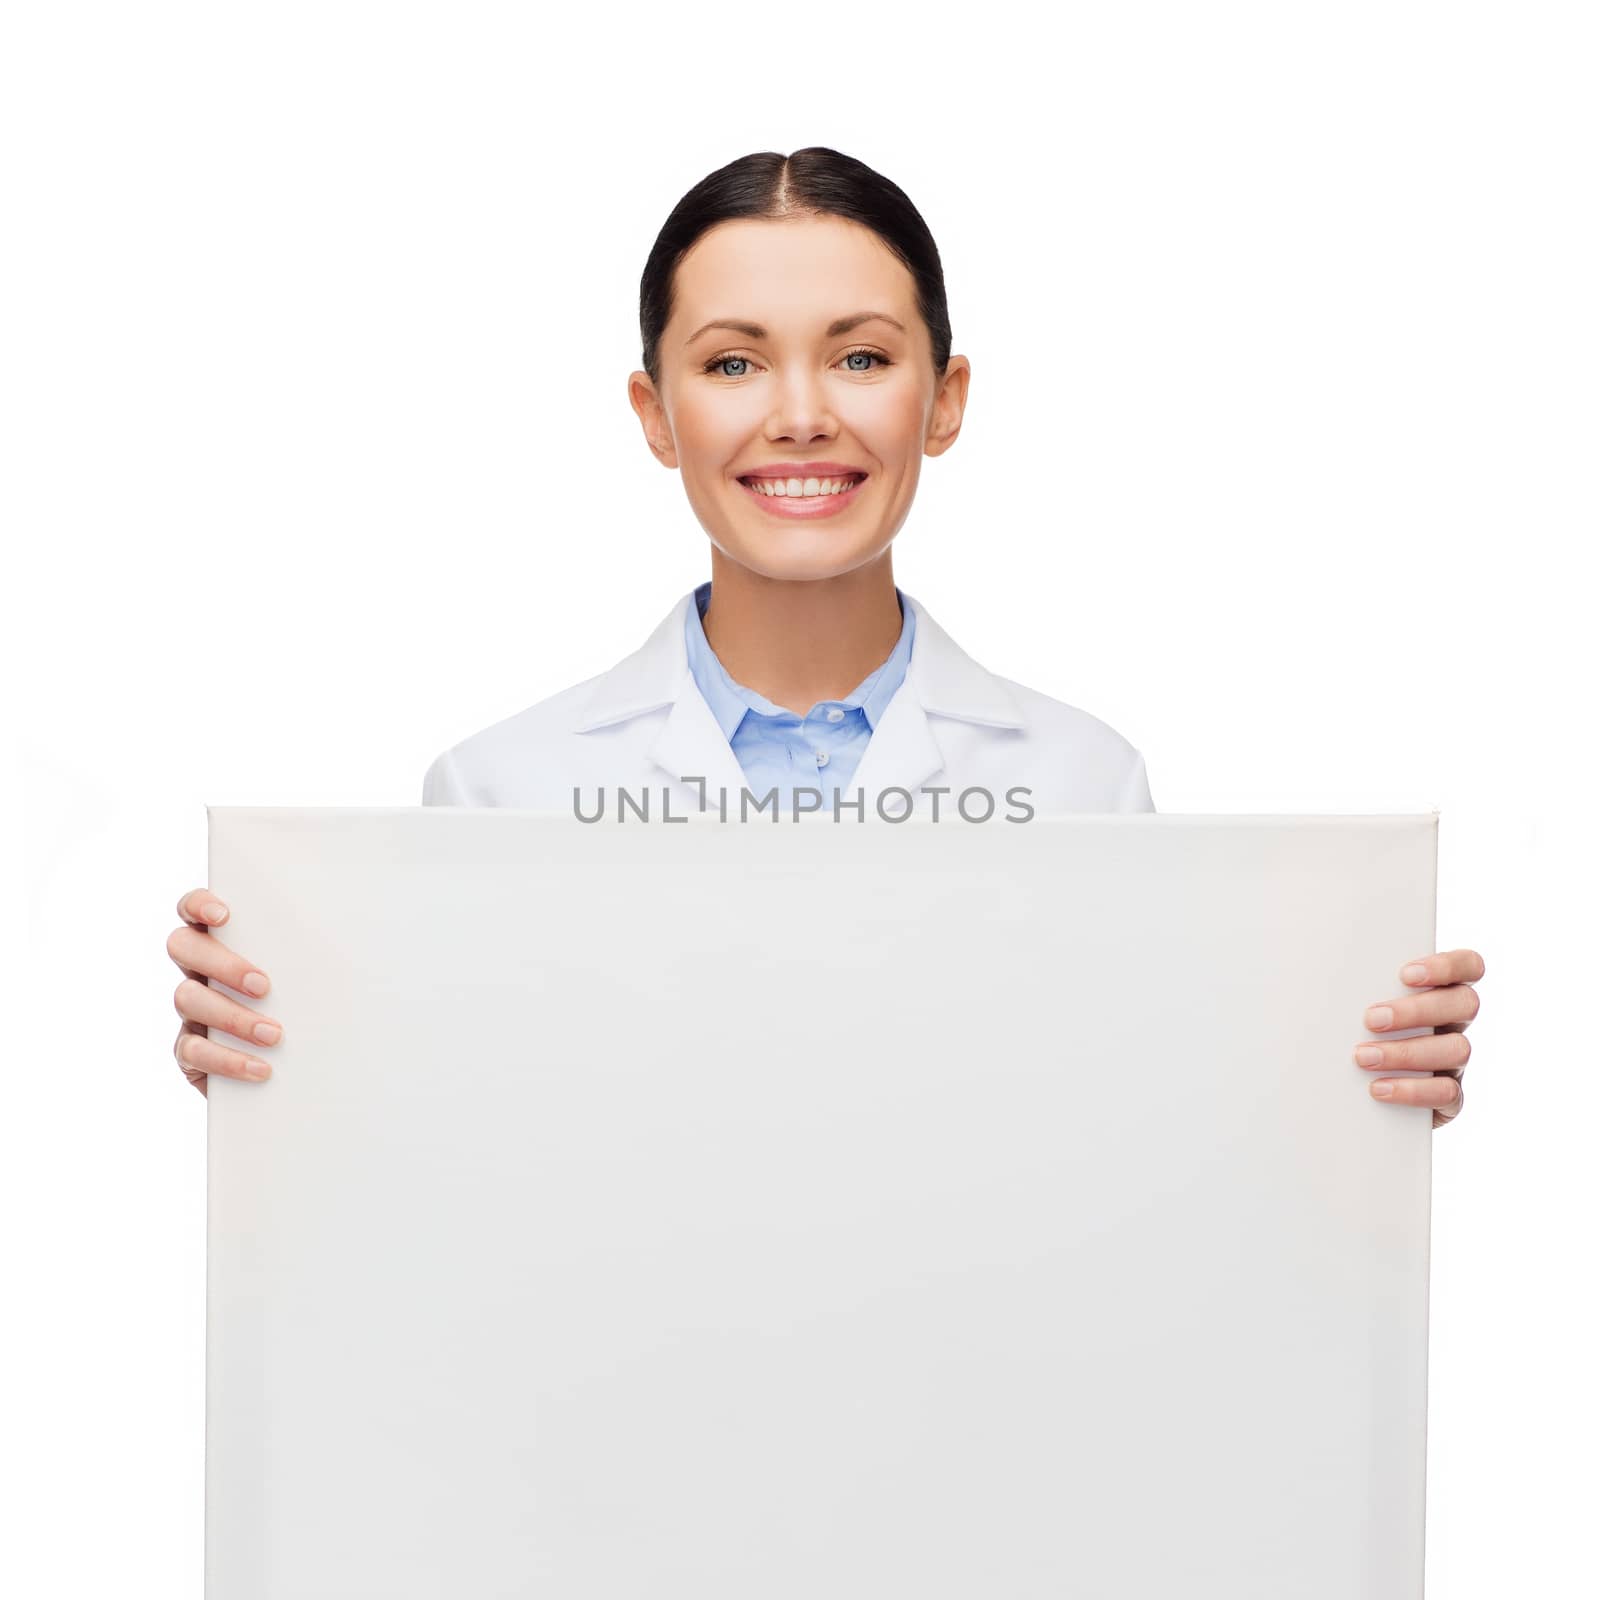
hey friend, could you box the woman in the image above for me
[166,146,1482,1123]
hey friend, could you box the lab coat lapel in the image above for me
[569,591,749,805]
[849,592,1024,806]
[844,675,947,801]
[644,677,751,802]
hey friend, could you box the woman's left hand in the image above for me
[1354,948,1485,1127]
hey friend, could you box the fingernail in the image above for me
[253,1022,281,1044]
[242,973,269,997]
[1401,963,1428,984]
[203,902,228,923]
[1356,1046,1383,1067]
[1371,1081,1394,1099]
[1366,1006,1394,1029]
[244,1060,272,1079]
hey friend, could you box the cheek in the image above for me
[840,383,927,460]
[672,391,757,468]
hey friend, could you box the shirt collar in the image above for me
[571,586,1022,736]
[684,580,916,740]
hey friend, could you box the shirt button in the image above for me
[825,707,846,723]
[815,750,830,767]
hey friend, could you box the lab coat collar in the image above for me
[571,587,1024,801]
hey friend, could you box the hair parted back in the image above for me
[638,147,953,389]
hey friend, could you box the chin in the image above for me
[710,531,891,586]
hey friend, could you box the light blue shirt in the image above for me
[684,580,915,810]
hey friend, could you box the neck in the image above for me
[700,551,903,717]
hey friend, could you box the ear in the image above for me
[924,355,971,460]
[628,371,679,468]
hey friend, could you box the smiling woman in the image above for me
[166,144,1482,1125]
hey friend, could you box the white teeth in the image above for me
[743,475,862,497]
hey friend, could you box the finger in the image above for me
[1399,949,1486,988]
[166,922,271,999]
[1433,1084,1465,1129]
[1363,983,1481,1034]
[177,888,230,929]
[175,1025,272,1089]
[173,976,283,1048]
[1370,1074,1464,1111]
[1353,1031,1471,1074]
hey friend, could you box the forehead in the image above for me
[671,215,916,332]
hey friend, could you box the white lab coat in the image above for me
[421,587,1155,819]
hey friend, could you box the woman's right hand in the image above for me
[169,889,283,1095]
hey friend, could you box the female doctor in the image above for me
[165,146,1483,1125]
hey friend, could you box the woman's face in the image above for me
[631,214,970,585]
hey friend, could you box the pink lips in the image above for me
[738,461,867,479]
[735,471,869,520]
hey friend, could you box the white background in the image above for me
[5,1,1595,1594]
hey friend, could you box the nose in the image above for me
[765,371,836,446]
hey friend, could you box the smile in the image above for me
[736,473,868,518]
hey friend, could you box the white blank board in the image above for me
[206,810,1436,1598]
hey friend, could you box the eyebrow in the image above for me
[684,311,907,346]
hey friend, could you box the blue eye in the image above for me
[701,346,893,379]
